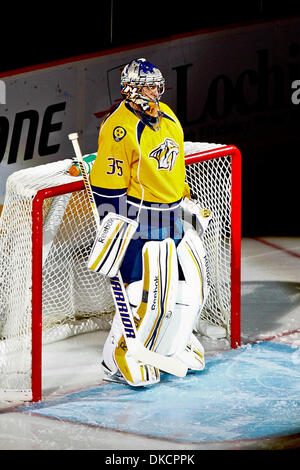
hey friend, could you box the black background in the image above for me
[2,1,300,71]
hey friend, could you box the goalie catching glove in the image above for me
[180,197,212,237]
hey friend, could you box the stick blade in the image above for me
[131,345,188,378]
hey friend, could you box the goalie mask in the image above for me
[120,58,165,117]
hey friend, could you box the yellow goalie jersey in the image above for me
[90,100,186,209]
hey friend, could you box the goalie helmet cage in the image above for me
[0,142,241,402]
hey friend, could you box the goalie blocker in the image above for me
[87,212,138,278]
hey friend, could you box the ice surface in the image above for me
[0,237,299,450]
[18,342,300,443]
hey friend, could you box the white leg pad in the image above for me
[101,237,178,385]
[130,238,179,353]
[101,313,160,386]
[101,313,123,375]
[174,333,205,371]
[155,229,210,360]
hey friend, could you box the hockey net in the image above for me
[0,142,241,401]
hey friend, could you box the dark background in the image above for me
[1,0,300,237]
[2,1,300,72]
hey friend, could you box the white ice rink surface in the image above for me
[0,237,299,451]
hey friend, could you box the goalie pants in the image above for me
[120,205,184,284]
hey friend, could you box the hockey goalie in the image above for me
[87,58,212,386]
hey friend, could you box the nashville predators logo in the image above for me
[149,138,179,171]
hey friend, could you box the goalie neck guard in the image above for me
[120,58,165,118]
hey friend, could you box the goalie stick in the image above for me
[68,132,187,378]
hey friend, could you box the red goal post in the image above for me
[184,144,241,349]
